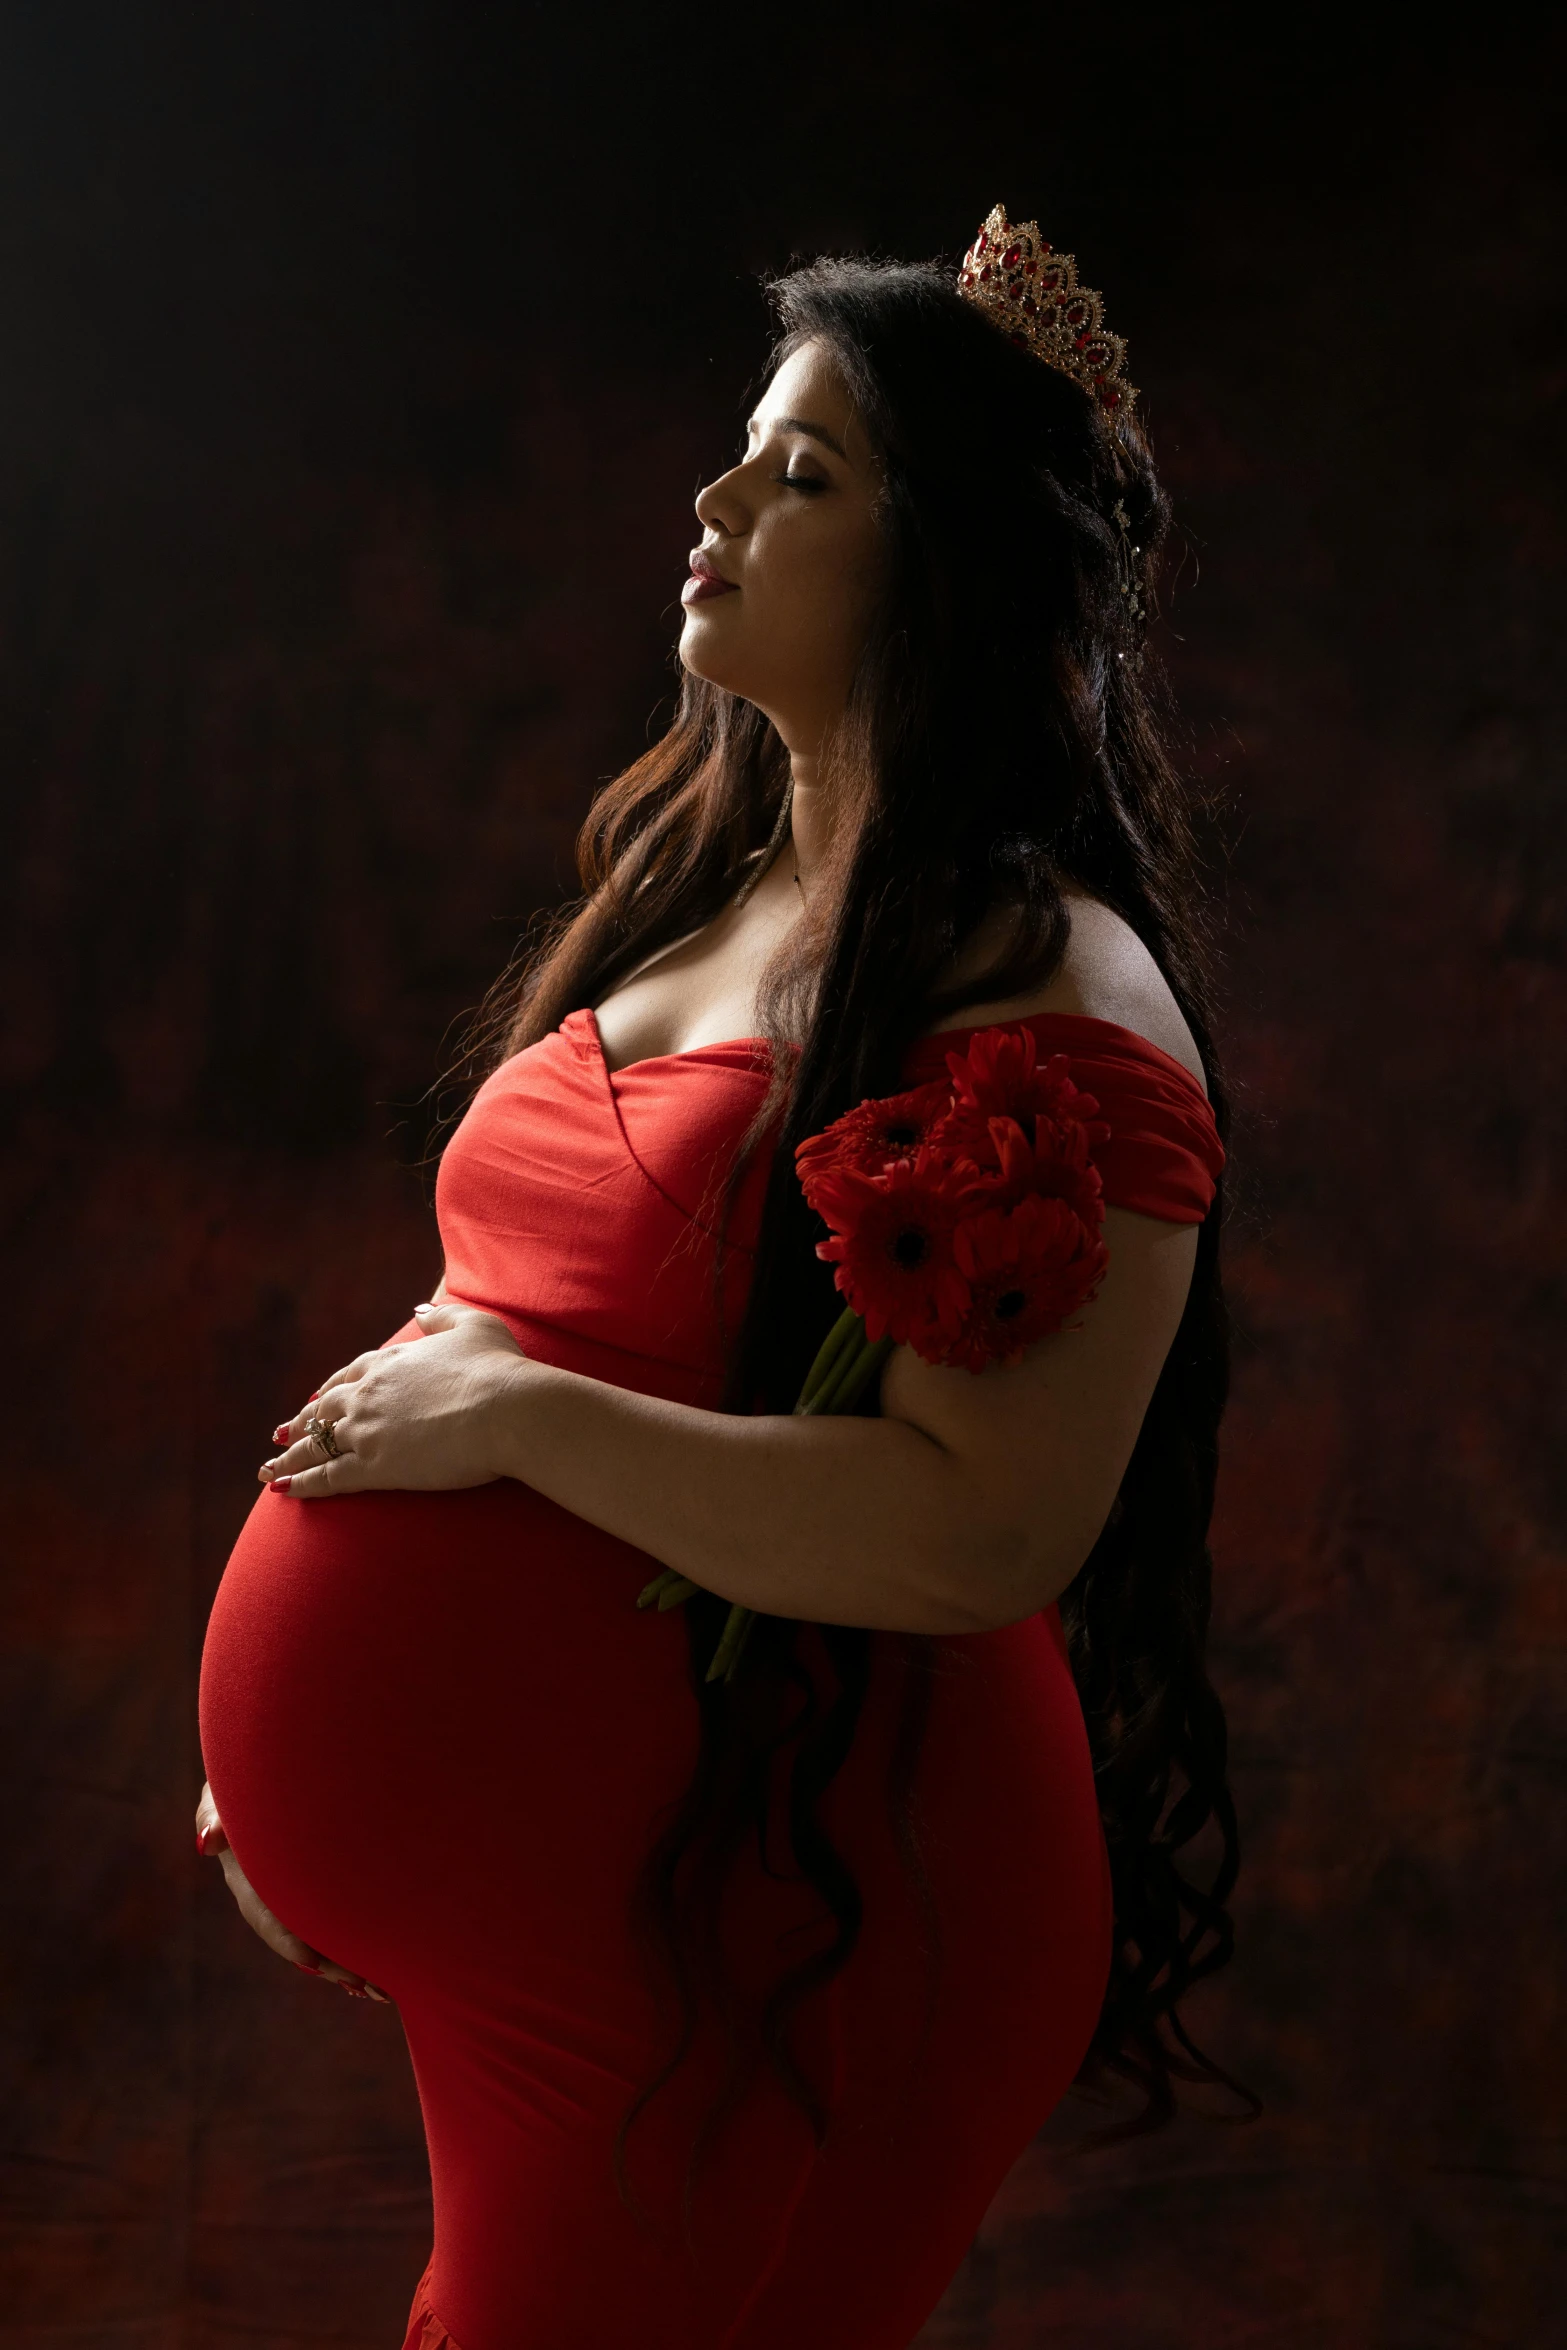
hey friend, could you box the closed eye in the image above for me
[739,422,833,494]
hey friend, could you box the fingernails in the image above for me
[195,1828,214,1855]
[294,1960,323,1975]
[272,1424,290,1444]
[272,1475,293,1494]
[307,1391,320,1401]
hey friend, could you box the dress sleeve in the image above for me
[1080,1044,1225,1222]
[900,1014,1225,1224]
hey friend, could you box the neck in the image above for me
[786,749,829,892]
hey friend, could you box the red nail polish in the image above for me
[195,1829,211,1855]
[272,1424,290,1444]
[294,1960,323,1975]
[308,1391,320,1402]
[273,1475,293,1494]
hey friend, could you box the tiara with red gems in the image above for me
[956,203,1136,416]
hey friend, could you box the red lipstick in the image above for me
[682,547,737,603]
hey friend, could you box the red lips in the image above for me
[682,546,737,603]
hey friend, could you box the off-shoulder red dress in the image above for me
[199,1006,1224,2350]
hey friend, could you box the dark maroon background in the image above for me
[3,5,1562,2343]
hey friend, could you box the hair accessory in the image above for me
[1111,498,1147,666]
[957,204,1136,416]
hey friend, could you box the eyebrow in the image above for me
[746,413,849,461]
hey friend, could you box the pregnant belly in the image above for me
[198,1481,702,1991]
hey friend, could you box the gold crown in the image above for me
[956,203,1136,416]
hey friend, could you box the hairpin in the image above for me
[1112,498,1147,669]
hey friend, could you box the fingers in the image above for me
[264,1409,348,1466]
[195,1781,229,1855]
[268,1452,367,1500]
[311,1966,394,2004]
[208,1844,393,2004]
[216,1845,322,1967]
[412,1300,522,1354]
[270,1354,378,1450]
[259,1307,524,1496]
[259,1397,358,1492]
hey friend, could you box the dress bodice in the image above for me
[431,1005,1224,1411]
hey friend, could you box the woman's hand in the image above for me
[258,1300,530,1500]
[194,1782,390,2002]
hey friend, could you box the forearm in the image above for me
[488,1359,1020,1636]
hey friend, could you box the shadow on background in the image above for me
[2,4,1561,2343]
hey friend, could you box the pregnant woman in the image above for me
[197,208,1251,2350]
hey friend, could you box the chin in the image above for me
[677,619,745,695]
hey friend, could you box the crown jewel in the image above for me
[957,203,1136,416]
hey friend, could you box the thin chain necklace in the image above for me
[740,779,806,908]
[786,778,806,902]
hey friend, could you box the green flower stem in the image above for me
[825,1331,895,1413]
[809,1320,893,1415]
[636,1567,697,1610]
[795,1304,862,1413]
[799,1319,870,1415]
[706,1599,756,1684]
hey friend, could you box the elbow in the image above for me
[951,1519,1090,1635]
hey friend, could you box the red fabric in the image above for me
[901,1011,1224,1224]
[401,2260,456,2350]
[199,1007,1222,2350]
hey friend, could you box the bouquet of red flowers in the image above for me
[637,1024,1112,1681]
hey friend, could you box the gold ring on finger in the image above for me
[305,1414,343,1461]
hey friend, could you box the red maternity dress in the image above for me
[199,1005,1224,2350]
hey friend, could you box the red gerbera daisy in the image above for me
[973,1113,1107,1228]
[808,1149,981,1347]
[795,1076,957,1199]
[937,1192,1111,1372]
[940,1030,1111,1174]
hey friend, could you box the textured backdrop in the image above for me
[2,6,1562,2344]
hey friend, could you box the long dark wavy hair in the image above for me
[463,249,1258,2234]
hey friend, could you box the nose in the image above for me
[695,459,749,539]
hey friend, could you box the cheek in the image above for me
[752,518,882,661]
[679,510,884,703]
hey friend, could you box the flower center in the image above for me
[882,1122,920,1149]
[993,1288,1027,1320]
[890,1226,930,1271]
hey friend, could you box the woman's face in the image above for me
[679,339,885,753]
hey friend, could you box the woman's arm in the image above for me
[264,1197,1194,1637]
[487,1355,1013,1636]
[478,1201,1195,1636]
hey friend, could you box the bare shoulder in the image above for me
[924,887,1209,1098]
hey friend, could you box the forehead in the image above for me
[751,338,864,451]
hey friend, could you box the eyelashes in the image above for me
[733,435,829,496]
